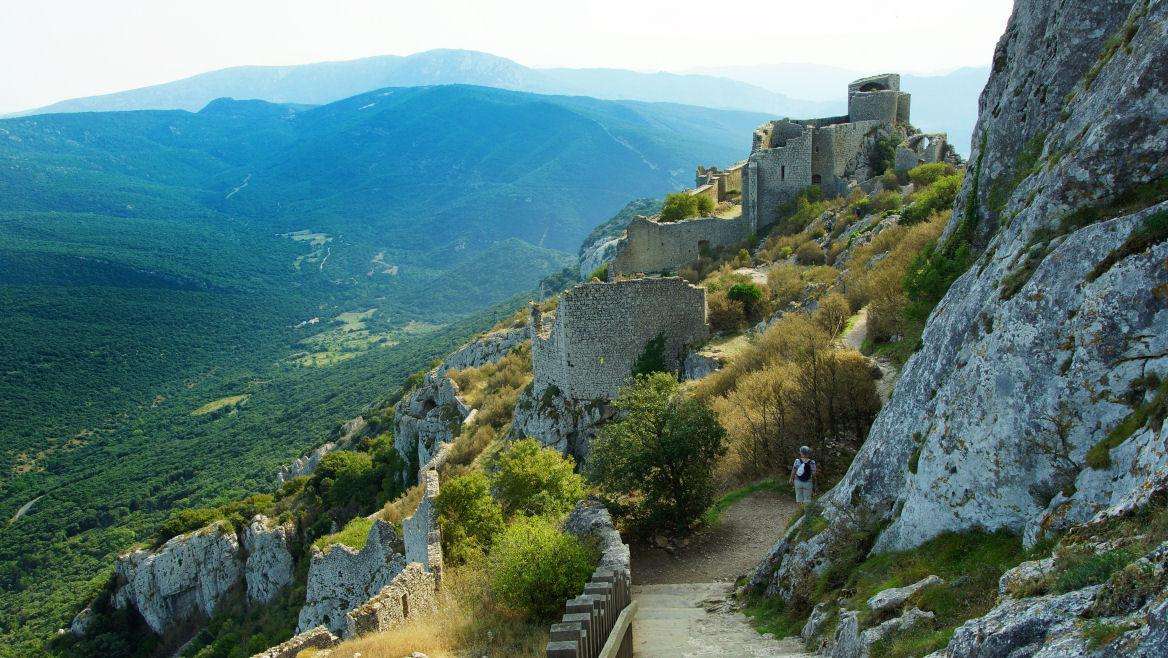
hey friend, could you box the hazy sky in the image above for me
[0,0,1014,113]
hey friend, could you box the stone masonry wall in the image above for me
[402,468,442,581]
[344,563,438,638]
[531,278,708,401]
[811,119,886,196]
[609,213,753,276]
[745,124,814,230]
[848,90,909,124]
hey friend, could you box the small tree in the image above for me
[491,438,585,518]
[490,516,596,622]
[436,471,505,564]
[587,373,726,536]
[659,192,713,222]
[312,450,377,510]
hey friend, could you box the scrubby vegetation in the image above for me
[659,191,715,222]
[588,373,727,536]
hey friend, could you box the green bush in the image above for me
[633,333,668,375]
[727,283,764,318]
[588,373,726,536]
[908,163,956,187]
[901,173,963,224]
[311,450,377,510]
[436,471,505,564]
[659,192,714,222]
[589,263,609,281]
[902,239,971,322]
[491,438,585,518]
[489,516,597,622]
[871,190,903,213]
[155,508,225,545]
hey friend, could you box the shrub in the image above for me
[312,450,377,510]
[491,438,585,518]
[727,283,764,318]
[903,238,971,322]
[490,516,597,622]
[796,241,826,265]
[1092,559,1166,617]
[436,472,505,564]
[707,290,746,333]
[155,508,225,545]
[659,192,714,222]
[588,373,726,535]
[901,173,963,224]
[589,263,608,281]
[768,263,803,308]
[814,292,851,336]
[871,190,903,213]
[633,333,668,376]
[908,162,956,187]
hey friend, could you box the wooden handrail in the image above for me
[596,600,637,658]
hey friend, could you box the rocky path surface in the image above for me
[630,489,810,657]
[842,307,898,404]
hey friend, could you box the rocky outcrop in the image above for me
[510,384,612,461]
[110,516,297,638]
[242,516,295,605]
[296,520,406,635]
[277,416,368,483]
[753,0,1168,604]
[833,607,935,658]
[113,523,243,636]
[393,326,527,482]
[866,574,942,613]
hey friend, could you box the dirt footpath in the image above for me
[631,488,799,585]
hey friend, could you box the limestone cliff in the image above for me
[296,520,405,635]
[752,0,1167,645]
[110,515,294,637]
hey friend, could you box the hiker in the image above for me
[790,445,817,504]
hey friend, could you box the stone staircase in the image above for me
[631,583,810,657]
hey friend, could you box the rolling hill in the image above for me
[0,85,768,656]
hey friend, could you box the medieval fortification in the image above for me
[610,73,956,277]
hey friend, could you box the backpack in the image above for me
[796,459,814,482]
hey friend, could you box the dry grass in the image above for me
[449,344,532,430]
[329,560,548,658]
[380,483,423,528]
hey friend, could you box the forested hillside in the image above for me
[0,85,765,655]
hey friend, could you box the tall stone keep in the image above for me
[530,278,708,401]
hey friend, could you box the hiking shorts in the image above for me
[794,479,814,503]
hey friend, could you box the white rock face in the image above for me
[242,515,295,604]
[113,523,243,635]
[296,520,405,635]
[753,0,1168,604]
[866,574,942,613]
[510,384,611,462]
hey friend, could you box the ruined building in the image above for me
[610,73,957,276]
[742,73,912,230]
[513,277,708,459]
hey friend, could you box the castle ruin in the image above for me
[530,277,708,401]
[609,73,956,276]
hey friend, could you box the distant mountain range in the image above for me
[12,49,986,155]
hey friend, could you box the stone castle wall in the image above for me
[531,278,708,401]
[744,123,814,230]
[811,119,886,196]
[344,563,438,638]
[402,468,442,581]
[848,90,910,125]
[609,213,753,276]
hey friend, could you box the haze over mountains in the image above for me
[14,49,986,155]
